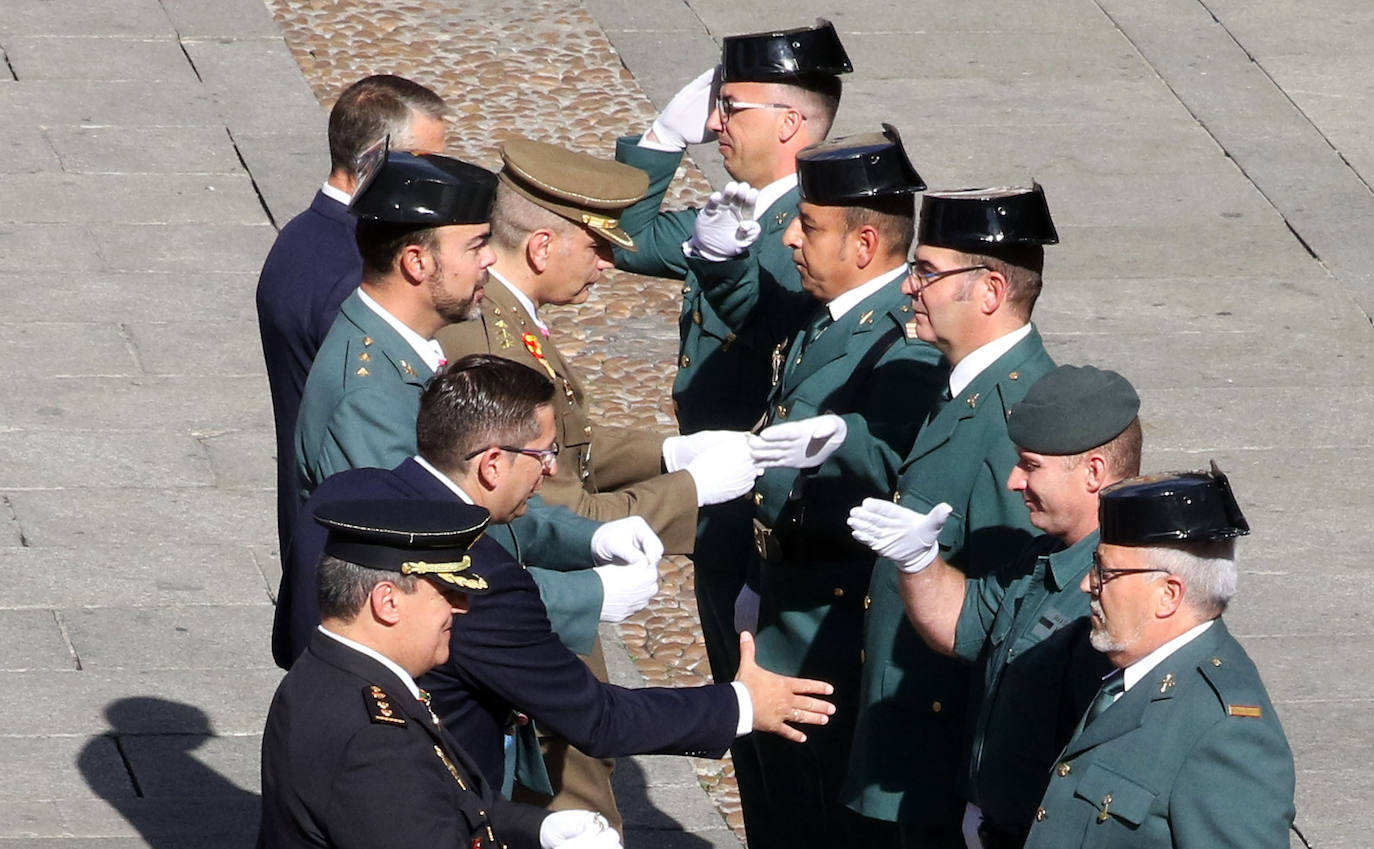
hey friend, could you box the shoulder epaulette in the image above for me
[363,684,407,726]
[1197,654,1266,718]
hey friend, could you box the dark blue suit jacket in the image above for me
[277,461,739,788]
[255,190,360,555]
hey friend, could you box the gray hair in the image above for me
[1145,539,1238,618]
[317,554,420,621]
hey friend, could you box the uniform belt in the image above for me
[978,821,1029,849]
[753,518,871,565]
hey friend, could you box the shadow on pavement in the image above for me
[78,697,260,849]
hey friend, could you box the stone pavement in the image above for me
[0,0,1368,848]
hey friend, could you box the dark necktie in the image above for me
[1083,672,1125,728]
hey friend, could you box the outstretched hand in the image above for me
[735,631,834,743]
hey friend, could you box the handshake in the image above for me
[662,414,852,506]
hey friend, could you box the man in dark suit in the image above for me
[284,354,836,832]
[259,498,618,849]
[256,75,446,556]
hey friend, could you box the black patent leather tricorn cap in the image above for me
[1099,461,1250,546]
[720,19,853,82]
[349,150,497,227]
[796,123,926,205]
[316,499,493,593]
[917,183,1059,249]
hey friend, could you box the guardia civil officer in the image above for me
[612,21,852,695]
[842,186,1061,847]
[256,74,446,558]
[1023,465,1296,849]
[281,147,611,643]
[729,126,945,849]
[258,499,619,849]
[436,138,758,557]
[851,366,1141,848]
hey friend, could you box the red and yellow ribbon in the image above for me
[522,332,558,380]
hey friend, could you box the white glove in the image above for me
[644,66,719,151]
[593,558,659,622]
[590,516,665,569]
[662,430,749,473]
[686,181,762,261]
[734,584,760,634]
[540,810,621,849]
[748,414,848,470]
[685,436,760,506]
[847,498,954,574]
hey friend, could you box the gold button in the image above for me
[931,701,942,713]
[966,393,979,408]
[753,492,763,505]
[680,354,690,367]
[682,285,692,295]
[1035,807,1047,822]
[860,649,866,663]
[1211,657,1222,666]
[832,587,844,598]
[795,356,802,365]
[893,491,902,503]
[693,310,703,325]
[776,403,788,418]
[1057,762,1071,777]
[1008,371,1020,380]
[900,304,910,313]
[357,352,371,362]
[583,425,591,434]
[863,594,871,610]
[362,336,373,346]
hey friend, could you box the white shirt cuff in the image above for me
[730,680,753,736]
[637,132,680,153]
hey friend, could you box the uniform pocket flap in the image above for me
[1072,761,1157,826]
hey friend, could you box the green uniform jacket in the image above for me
[745,276,945,676]
[844,327,1055,824]
[953,529,1112,829]
[613,135,806,433]
[293,291,603,651]
[436,280,700,554]
[1025,619,1295,849]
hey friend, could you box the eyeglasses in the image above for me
[1089,554,1168,590]
[908,264,990,296]
[715,95,803,121]
[464,442,560,471]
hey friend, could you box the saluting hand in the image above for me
[735,631,835,743]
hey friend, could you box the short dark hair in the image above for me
[416,354,556,471]
[842,194,915,259]
[1064,417,1143,479]
[328,75,446,176]
[355,220,440,280]
[784,74,843,138]
[958,244,1045,319]
[317,554,420,621]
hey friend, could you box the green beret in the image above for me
[1006,365,1139,455]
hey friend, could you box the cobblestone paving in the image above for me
[264,0,744,836]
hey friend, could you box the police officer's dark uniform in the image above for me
[258,500,549,849]
[1025,468,1296,849]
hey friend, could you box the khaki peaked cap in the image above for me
[499,137,650,250]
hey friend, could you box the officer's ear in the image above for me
[1154,573,1188,619]
[369,580,405,626]
[975,268,1009,316]
[526,229,557,274]
[851,223,881,270]
[398,240,433,285]
[471,446,507,492]
[1081,452,1111,494]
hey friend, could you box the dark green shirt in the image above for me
[954,530,1111,828]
